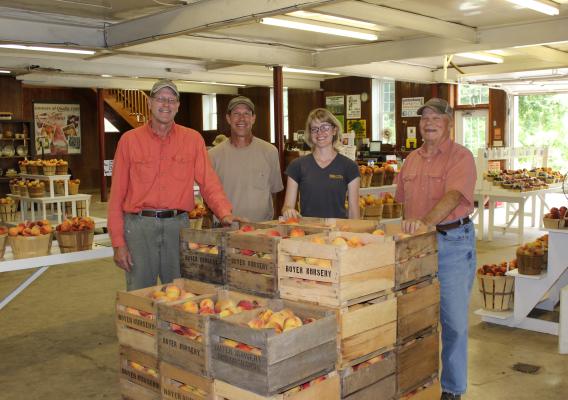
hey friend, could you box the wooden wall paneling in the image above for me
[0,77,23,119]
[287,89,323,135]
[321,76,372,137]
[489,89,507,147]
[216,94,233,137]
[238,87,271,143]
[22,86,100,190]
[395,81,430,149]
[176,92,203,132]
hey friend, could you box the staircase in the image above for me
[103,89,150,128]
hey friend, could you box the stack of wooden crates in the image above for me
[115,218,441,400]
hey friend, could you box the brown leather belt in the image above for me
[436,217,471,232]
[137,209,186,218]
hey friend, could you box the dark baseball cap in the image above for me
[227,96,255,114]
[150,79,179,98]
[417,98,453,117]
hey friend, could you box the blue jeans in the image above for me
[124,212,189,290]
[437,221,476,395]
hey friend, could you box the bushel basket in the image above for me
[8,233,53,259]
[477,273,514,311]
[56,229,94,253]
[516,251,546,275]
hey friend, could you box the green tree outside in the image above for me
[517,94,568,173]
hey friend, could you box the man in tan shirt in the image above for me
[208,96,283,222]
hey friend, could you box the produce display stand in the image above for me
[0,233,113,311]
[475,229,568,353]
[18,173,71,197]
[359,184,397,195]
[7,193,91,223]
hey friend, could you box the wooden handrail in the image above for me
[107,88,151,124]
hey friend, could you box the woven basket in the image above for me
[8,233,53,259]
[56,165,68,175]
[69,182,79,195]
[28,165,40,175]
[9,183,19,195]
[54,181,65,195]
[18,186,29,197]
[0,233,7,259]
[0,203,18,223]
[477,273,515,311]
[543,218,561,229]
[384,170,395,185]
[516,251,546,275]
[65,201,87,217]
[392,203,403,218]
[382,203,394,219]
[360,174,373,188]
[28,186,45,198]
[19,165,28,174]
[371,170,385,187]
[56,229,94,253]
[362,203,383,221]
[188,218,203,230]
[42,165,56,176]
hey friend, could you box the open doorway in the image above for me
[455,109,489,158]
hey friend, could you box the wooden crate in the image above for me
[226,225,324,297]
[340,351,396,400]
[396,331,439,395]
[180,227,233,285]
[210,299,337,396]
[396,279,439,344]
[214,371,340,400]
[337,294,397,367]
[260,217,378,233]
[119,346,161,396]
[160,361,219,400]
[396,378,440,400]
[278,231,395,307]
[116,279,218,355]
[120,379,160,400]
[157,289,269,377]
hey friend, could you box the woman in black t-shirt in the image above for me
[282,108,360,219]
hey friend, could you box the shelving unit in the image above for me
[0,120,32,195]
[18,173,71,197]
[475,228,568,353]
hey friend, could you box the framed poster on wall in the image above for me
[33,101,81,156]
[325,95,345,115]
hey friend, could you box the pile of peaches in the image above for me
[544,206,567,226]
[56,216,95,232]
[176,382,207,397]
[8,220,52,237]
[188,203,207,219]
[235,224,306,258]
[517,234,548,257]
[127,361,158,379]
[285,374,328,394]
[477,260,517,276]
[187,242,219,255]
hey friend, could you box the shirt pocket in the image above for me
[402,174,417,200]
[252,168,269,191]
[132,157,156,183]
[170,154,191,181]
[427,172,446,202]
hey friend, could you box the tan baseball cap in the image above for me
[417,98,453,117]
[150,79,179,98]
[227,96,255,114]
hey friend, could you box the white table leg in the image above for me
[488,198,495,241]
[30,201,36,221]
[539,193,546,228]
[0,267,49,311]
[72,201,77,217]
[477,194,485,240]
[518,197,525,244]
[42,203,47,221]
[531,194,537,227]
[20,200,27,220]
[560,285,568,354]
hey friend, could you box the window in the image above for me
[104,118,119,133]
[270,87,288,143]
[371,79,396,143]
[202,94,217,131]
[457,84,489,106]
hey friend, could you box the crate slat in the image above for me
[340,351,396,397]
[397,280,440,343]
[396,332,439,395]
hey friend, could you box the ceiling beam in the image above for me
[316,16,568,68]
[314,2,476,42]
[333,61,435,83]
[514,46,568,64]
[106,0,343,48]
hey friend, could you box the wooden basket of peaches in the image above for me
[27,180,46,198]
[55,216,95,253]
[7,220,53,259]
[543,206,567,229]
[516,235,548,275]
[188,203,207,230]
[0,197,18,223]
[358,165,373,188]
[55,159,68,175]
[477,260,517,311]
[41,159,57,175]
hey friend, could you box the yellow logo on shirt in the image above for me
[329,174,343,180]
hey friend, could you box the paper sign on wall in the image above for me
[346,95,361,119]
[401,97,424,117]
[104,160,113,176]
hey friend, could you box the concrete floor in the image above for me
[0,194,566,400]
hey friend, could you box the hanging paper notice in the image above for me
[346,95,361,119]
[401,97,424,117]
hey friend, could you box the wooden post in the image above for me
[272,66,285,218]
[97,89,108,202]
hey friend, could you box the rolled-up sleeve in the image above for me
[446,148,476,207]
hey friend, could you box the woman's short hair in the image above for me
[304,108,343,151]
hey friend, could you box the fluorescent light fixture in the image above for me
[100,74,113,78]
[456,52,504,64]
[0,44,95,55]
[486,49,507,56]
[183,80,245,87]
[0,70,10,74]
[506,0,559,16]
[282,67,340,76]
[287,11,380,31]
[260,17,378,41]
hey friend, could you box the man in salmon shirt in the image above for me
[395,98,476,400]
[108,79,234,290]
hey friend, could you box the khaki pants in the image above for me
[123,212,188,290]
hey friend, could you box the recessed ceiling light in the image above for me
[456,52,504,64]
[260,17,378,41]
[0,44,95,55]
[506,0,559,16]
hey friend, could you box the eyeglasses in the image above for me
[153,97,178,105]
[310,123,334,134]
[230,111,253,118]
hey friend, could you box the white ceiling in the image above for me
[0,0,567,94]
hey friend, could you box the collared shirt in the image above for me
[108,122,232,247]
[395,137,476,224]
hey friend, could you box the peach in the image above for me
[199,307,215,315]
[311,376,327,385]
[125,307,141,316]
[219,309,233,318]
[310,236,326,244]
[165,285,181,300]
[291,256,306,263]
[266,230,281,237]
[208,246,219,255]
[265,320,283,333]
[180,291,196,300]
[215,299,235,313]
[257,309,273,323]
[289,228,305,238]
[188,242,200,250]
[236,343,253,352]
[280,309,295,319]
[331,237,348,247]
[283,316,303,332]
[240,249,255,256]
[259,253,272,259]
[250,347,262,356]
[372,229,385,236]
[129,361,145,372]
[315,258,331,268]
[8,227,19,236]
[236,299,257,311]
[151,290,167,300]
[223,339,239,348]
[182,300,198,314]
[347,236,363,248]
[247,318,265,329]
[240,224,255,232]
[268,312,286,329]
[146,368,158,378]
[199,298,215,310]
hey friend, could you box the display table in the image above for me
[8,193,91,223]
[474,184,562,244]
[359,184,397,195]
[0,233,113,311]
[475,228,568,353]
[19,173,71,197]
